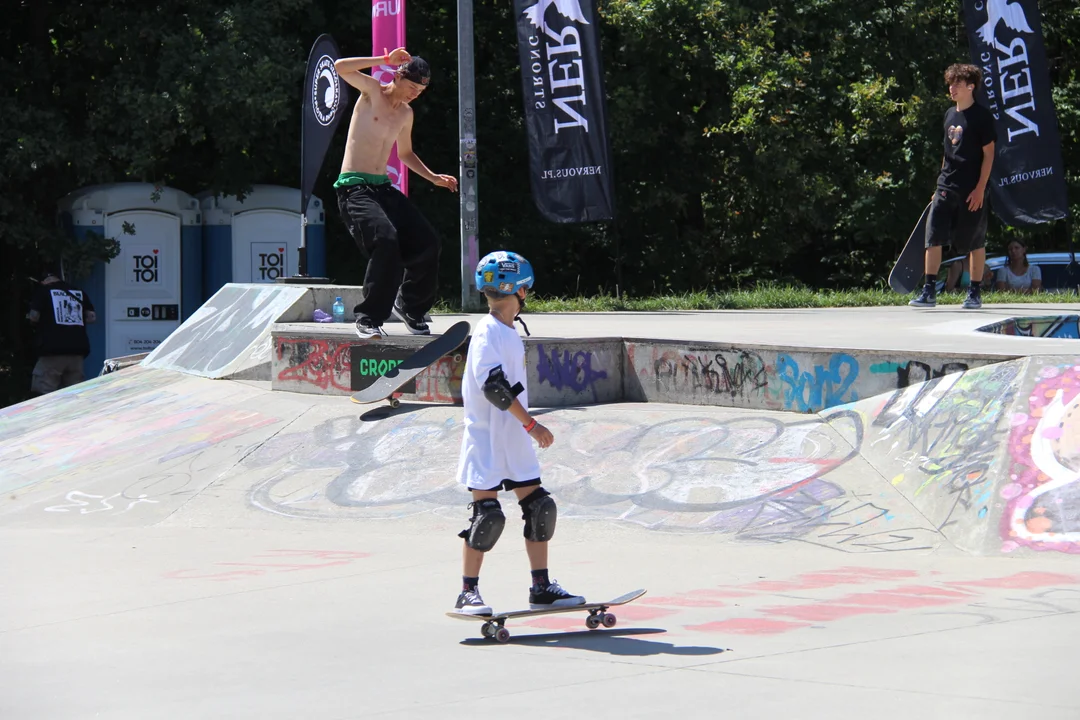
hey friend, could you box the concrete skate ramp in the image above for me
[3,357,1077,557]
[833,356,1080,556]
[141,284,309,379]
[0,364,939,554]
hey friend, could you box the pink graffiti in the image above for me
[276,338,353,391]
[1003,364,1080,553]
[414,354,465,404]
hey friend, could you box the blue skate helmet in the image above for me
[475,251,534,296]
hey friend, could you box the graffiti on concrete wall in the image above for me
[414,354,466,404]
[627,344,779,408]
[276,338,353,392]
[870,360,969,389]
[536,344,609,394]
[775,353,859,412]
[1003,363,1080,554]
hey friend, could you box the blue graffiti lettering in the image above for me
[537,344,609,393]
[776,353,859,412]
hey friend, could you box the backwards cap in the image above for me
[398,57,431,86]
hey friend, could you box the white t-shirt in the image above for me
[456,314,540,490]
[997,264,1041,289]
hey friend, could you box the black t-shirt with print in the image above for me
[30,281,94,357]
[937,102,997,196]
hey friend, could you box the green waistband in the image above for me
[334,172,391,188]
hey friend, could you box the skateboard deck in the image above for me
[446,588,647,643]
[888,202,932,294]
[350,321,470,408]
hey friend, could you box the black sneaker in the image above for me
[962,287,983,310]
[529,580,586,610]
[391,298,430,335]
[354,315,384,339]
[908,284,936,308]
[454,588,492,616]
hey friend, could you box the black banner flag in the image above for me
[299,34,347,275]
[963,0,1068,226]
[513,0,615,223]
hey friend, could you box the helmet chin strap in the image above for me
[513,293,530,336]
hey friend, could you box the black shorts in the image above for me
[924,188,988,253]
[473,478,542,492]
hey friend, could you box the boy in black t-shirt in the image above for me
[27,266,96,396]
[910,63,997,310]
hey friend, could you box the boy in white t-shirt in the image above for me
[453,250,586,616]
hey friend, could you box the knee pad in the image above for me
[457,498,505,551]
[519,487,557,542]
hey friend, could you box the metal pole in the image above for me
[457,0,482,311]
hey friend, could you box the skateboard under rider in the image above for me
[446,588,647,643]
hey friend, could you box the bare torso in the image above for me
[340,88,413,175]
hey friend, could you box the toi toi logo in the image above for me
[257,249,286,281]
[131,251,159,283]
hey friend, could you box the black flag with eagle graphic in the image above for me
[963,0,1067,226]
[513,0,615,223]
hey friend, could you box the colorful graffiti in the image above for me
[246,406,939,552]
[1003,363,1080,553]
[978,315,1080,339]
[867,363,1020,536]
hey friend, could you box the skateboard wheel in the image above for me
[389,398,400,409]
[481,622,495,638]
[585,614,601,630]
[602,613,617,628]
[494,627,511,643]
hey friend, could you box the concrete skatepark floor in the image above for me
[3,300,1080,719]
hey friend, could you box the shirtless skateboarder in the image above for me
[334,47,458,338]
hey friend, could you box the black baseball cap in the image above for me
[398,57,430,86]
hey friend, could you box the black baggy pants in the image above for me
[336,183,441,323]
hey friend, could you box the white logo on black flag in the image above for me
[514,0,615,223]
[963,0,1067,226]
[302,34,347,214]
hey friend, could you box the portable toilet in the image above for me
[57,183,202,378]
[199,185,326,298]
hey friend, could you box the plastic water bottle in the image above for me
[332,297,345,323]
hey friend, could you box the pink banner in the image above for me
[372,0,408,196]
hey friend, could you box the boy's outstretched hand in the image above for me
[528,423,554,449]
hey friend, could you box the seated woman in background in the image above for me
[995,239,1042,293]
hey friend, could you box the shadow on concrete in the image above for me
[358,404,587,422]
[460,628,730,657]
[356,402,440,422]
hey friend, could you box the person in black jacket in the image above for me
[27,265,96,396]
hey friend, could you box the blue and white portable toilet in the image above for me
[199,185,325,298]
[56,183,202,378]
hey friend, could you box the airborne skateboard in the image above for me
[446,588,647,643]
[888,202,932,294]
[350,321,471,408]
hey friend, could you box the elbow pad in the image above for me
[482,367,523,411]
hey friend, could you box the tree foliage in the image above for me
[1,0,1077,404]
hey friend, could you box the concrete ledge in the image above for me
[269,322,1017,412]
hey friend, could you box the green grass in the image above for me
[433,286,1076,313]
